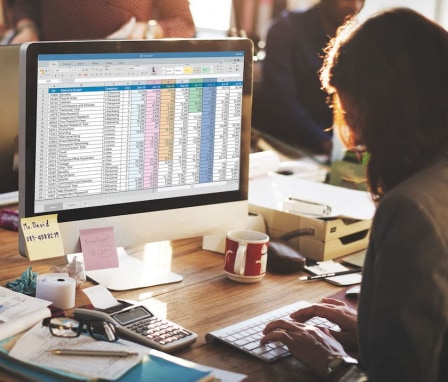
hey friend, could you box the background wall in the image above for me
[190,0,448,46]
[288,0,447,25]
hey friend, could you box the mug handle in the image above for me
[234,242,247,276]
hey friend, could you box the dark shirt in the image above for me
[358,159,448,381]
[254,6,332,152]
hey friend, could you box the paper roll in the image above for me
[36,273,76,309]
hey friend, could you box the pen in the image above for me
[299,269,362,281]
[49,349,139,357]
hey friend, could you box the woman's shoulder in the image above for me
[377,158,448,222]
[388,159,448,199]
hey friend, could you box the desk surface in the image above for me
[0,226,343,382]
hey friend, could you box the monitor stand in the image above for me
[66,247,183,291]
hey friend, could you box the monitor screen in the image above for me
[19,39,253,281]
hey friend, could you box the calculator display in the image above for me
[113,307,152,325]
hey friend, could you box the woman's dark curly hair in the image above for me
[321,7,448,202]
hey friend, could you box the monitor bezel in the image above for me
[19,38,253,224]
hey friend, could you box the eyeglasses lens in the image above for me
[89,320,118,342]
[49,317,80,337]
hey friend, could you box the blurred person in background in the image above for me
[254,0,364,155]
[7,0,195,43]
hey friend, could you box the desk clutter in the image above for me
[302,259,363,286]
[0,222,359,381]
[0,286,51,342]
[75,285,198,352]
[0,284,243,381]
[5,259,85,309]
[247,151,376,262]
[0,328,215,382]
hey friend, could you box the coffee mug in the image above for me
[224,230,269,283]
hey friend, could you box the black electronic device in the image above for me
[74,302,197,352]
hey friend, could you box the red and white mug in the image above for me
[224,230,269,282]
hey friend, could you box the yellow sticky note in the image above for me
[20,214,65,260]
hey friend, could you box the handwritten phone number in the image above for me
[24,232,60,242]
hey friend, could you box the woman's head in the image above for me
[321,8,448,200]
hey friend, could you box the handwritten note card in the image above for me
[79,227,119,271]
[20,214,65,260]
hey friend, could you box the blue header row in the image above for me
[38,51,245,61]
[48,81,244,93]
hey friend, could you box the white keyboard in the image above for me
[206,301,340,363]
[0,191,18,206]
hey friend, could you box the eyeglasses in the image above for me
[42,317,118,342]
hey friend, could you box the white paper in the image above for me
[82,284,119,310]
[249,151,280,178]
[0,286,52,341]
[249,151,327,182]
[9,323,146,380]
[304,260,349,275]
[249,174,376,220]
[325,272,362,286]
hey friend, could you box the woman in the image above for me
[261,8,448,382]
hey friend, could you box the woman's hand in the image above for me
[261,319,348,378]
[291,298,358,351]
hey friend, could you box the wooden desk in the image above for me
[0,226,342,382]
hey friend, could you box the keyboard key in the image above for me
[305,316,341,332]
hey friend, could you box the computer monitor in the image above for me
[0,45,20,201]
[19,39,253,289]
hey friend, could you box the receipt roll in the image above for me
[36,273,76,309]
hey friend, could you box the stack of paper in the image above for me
[249,174,376,220]
[0,286,51,341]
[304,260,362,286]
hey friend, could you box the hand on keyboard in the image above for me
[290,298,358,351]
[206,301,340,363]
[260,316,350,378]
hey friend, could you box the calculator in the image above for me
[74,302,197,352]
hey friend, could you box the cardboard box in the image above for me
[249,203,371,261]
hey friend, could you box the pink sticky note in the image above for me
[79,227,119,271]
